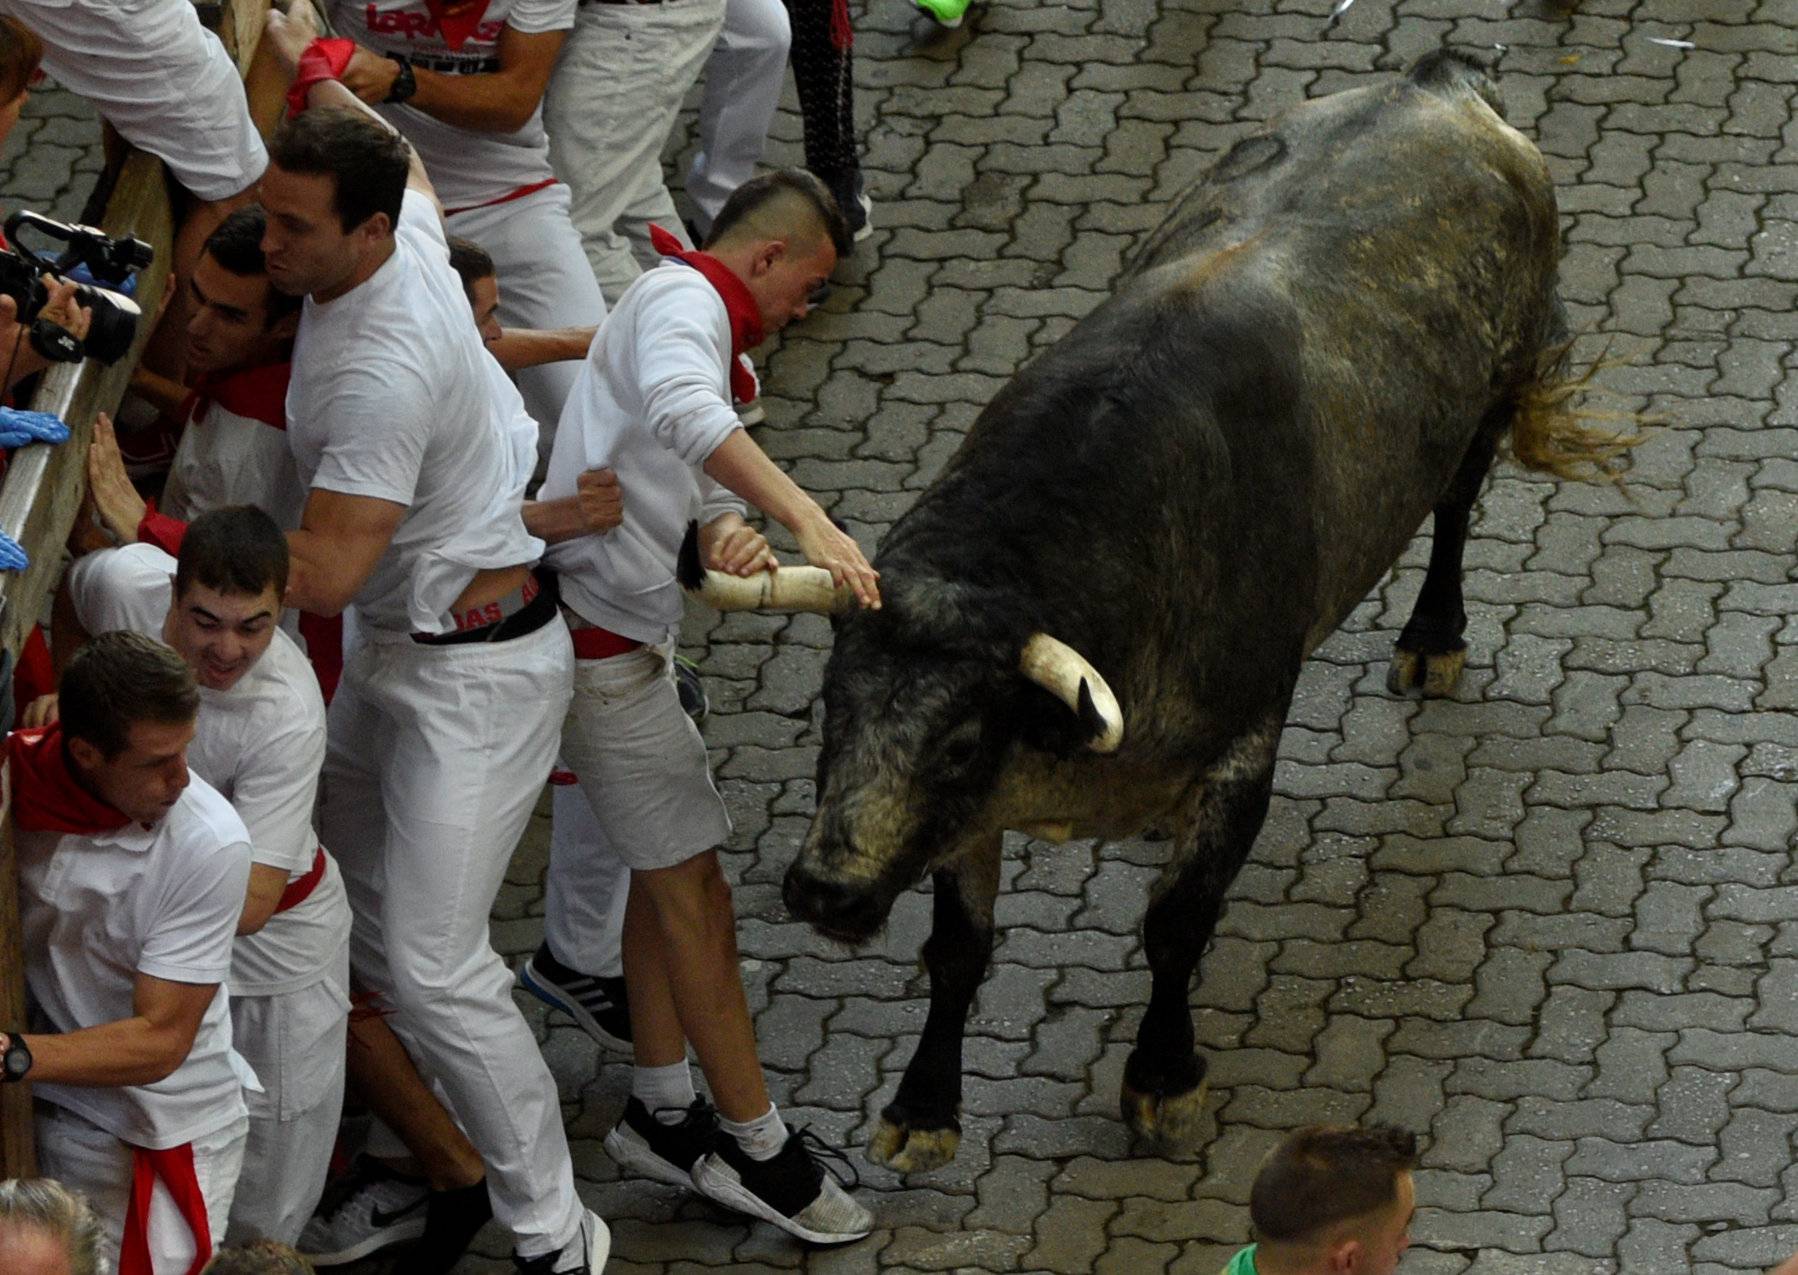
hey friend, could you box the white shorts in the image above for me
[3,0,267,200]
[558,639,731,872]
[36,1102,248,1275]
[225,947,351,1245]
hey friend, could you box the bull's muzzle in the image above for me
[783,861,891,945]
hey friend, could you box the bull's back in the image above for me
[1134,54,1561,642]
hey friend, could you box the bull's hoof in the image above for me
[1120,1075,1211,1152]
[868,1109,962,1174]
[1387,644,1466,698]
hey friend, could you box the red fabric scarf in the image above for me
[286,38,356,118]
[6,722,131,835]
[647,224,763,406]
[178,361,290,432]
[424,0,493,51]
[119,1143,213,1275]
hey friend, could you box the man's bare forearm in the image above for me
[488,326,594,372]
[13,1010,210,1088]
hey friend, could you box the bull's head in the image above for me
[685,549,1123,944]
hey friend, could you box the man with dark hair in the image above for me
[1223,1124,1418,1275]
[3,631,254,1275]
[253,14,605,1273]
[321,0,606,451]
[446,233,594,377]
[529,166,874,1244]
[43,506,353,1251]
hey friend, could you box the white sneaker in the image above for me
[297,1159,430,1266]
[513,1208,611,1274]
[691,1128,873,1245]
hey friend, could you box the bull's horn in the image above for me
[677,518,855,614]
[1019,633,1124,753]
[695,565,854,614]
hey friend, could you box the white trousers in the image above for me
[688,0,791,235]
[0,0,266,200]
[320,619,581,1261]
[225,946,352,1245]
[36,1104,248,1275]
[545,781,629,979]
[446,184,607,461]
[543,0,726,305]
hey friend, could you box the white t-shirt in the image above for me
[162,365,306,535]
[19,775,254,1150]
[541,262,747,645]
[66,545,352,996]
[331,0,573,211]
[286,190,543,635]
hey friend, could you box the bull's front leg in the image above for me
[1123,712,1284,1152]
[867,833,1001,1174]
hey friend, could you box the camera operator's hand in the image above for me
[37,276,92,345]
[342,46,401,105]
[86,413,147,545]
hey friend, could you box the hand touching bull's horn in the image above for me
[677,520,866,614]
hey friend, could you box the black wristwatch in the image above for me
[1,1033,31,1083]
[384,56,417,105]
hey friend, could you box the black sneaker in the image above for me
[603,1097,719,1188]
[392,1177,494,1275]
[297,1158,430,1266]
[691,1128,874,1244]
[512,1208,610,1275]
[517,943,631,1051]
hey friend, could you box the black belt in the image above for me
[413,572,559,646]
[582,0,666,5]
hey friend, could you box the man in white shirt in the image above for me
[253,17,602,1272]
[539,168,877,1245]
[49,507,354,1251]
[319,0,605,453]
[3,631,253,1275]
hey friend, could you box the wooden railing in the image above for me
[0,0,275,1177]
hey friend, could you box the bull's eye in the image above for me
[935,722,982,770]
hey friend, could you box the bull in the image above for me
[689,50,1629,1172]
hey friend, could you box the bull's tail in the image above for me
[1501,339,1645,483]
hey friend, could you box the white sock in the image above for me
[720,1103,789,1161]
[632,1061,696,1125]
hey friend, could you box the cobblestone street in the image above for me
[10,0,1798,1269]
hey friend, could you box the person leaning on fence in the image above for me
[4,631,255,1275]
[0,1178,105,1275]
[1221,1124,1418,1275]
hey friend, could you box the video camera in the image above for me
[0,210,154,366]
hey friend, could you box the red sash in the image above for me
[275,846,328,914]
[177,361,290,432]
[569,625,642,661]
[647,224,763,406]
[119,1142,213,1275]
[6,723,131,835]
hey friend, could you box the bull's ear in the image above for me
[1075,678,1110,745]
[676,520,705,590]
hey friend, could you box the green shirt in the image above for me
[1221,1244,1258,1275]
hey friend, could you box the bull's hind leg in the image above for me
[1124,712,1284,1152]
[868,833,1001,1174]
[1388,429,1499,698]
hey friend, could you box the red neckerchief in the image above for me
[179,360,290,431]
[423,0,493,52]
[286,38,356,118]
[6,722,131,835]
[648,224,763,405]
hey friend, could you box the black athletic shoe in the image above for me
[517,943,632,1051]
[673,654,709,724]
[512,1208,610,1275]
[392,1178,494,1275]
[603,1097,719,1188]
[691,1128,873,1244]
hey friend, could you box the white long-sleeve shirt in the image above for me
[541,261,748,644]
